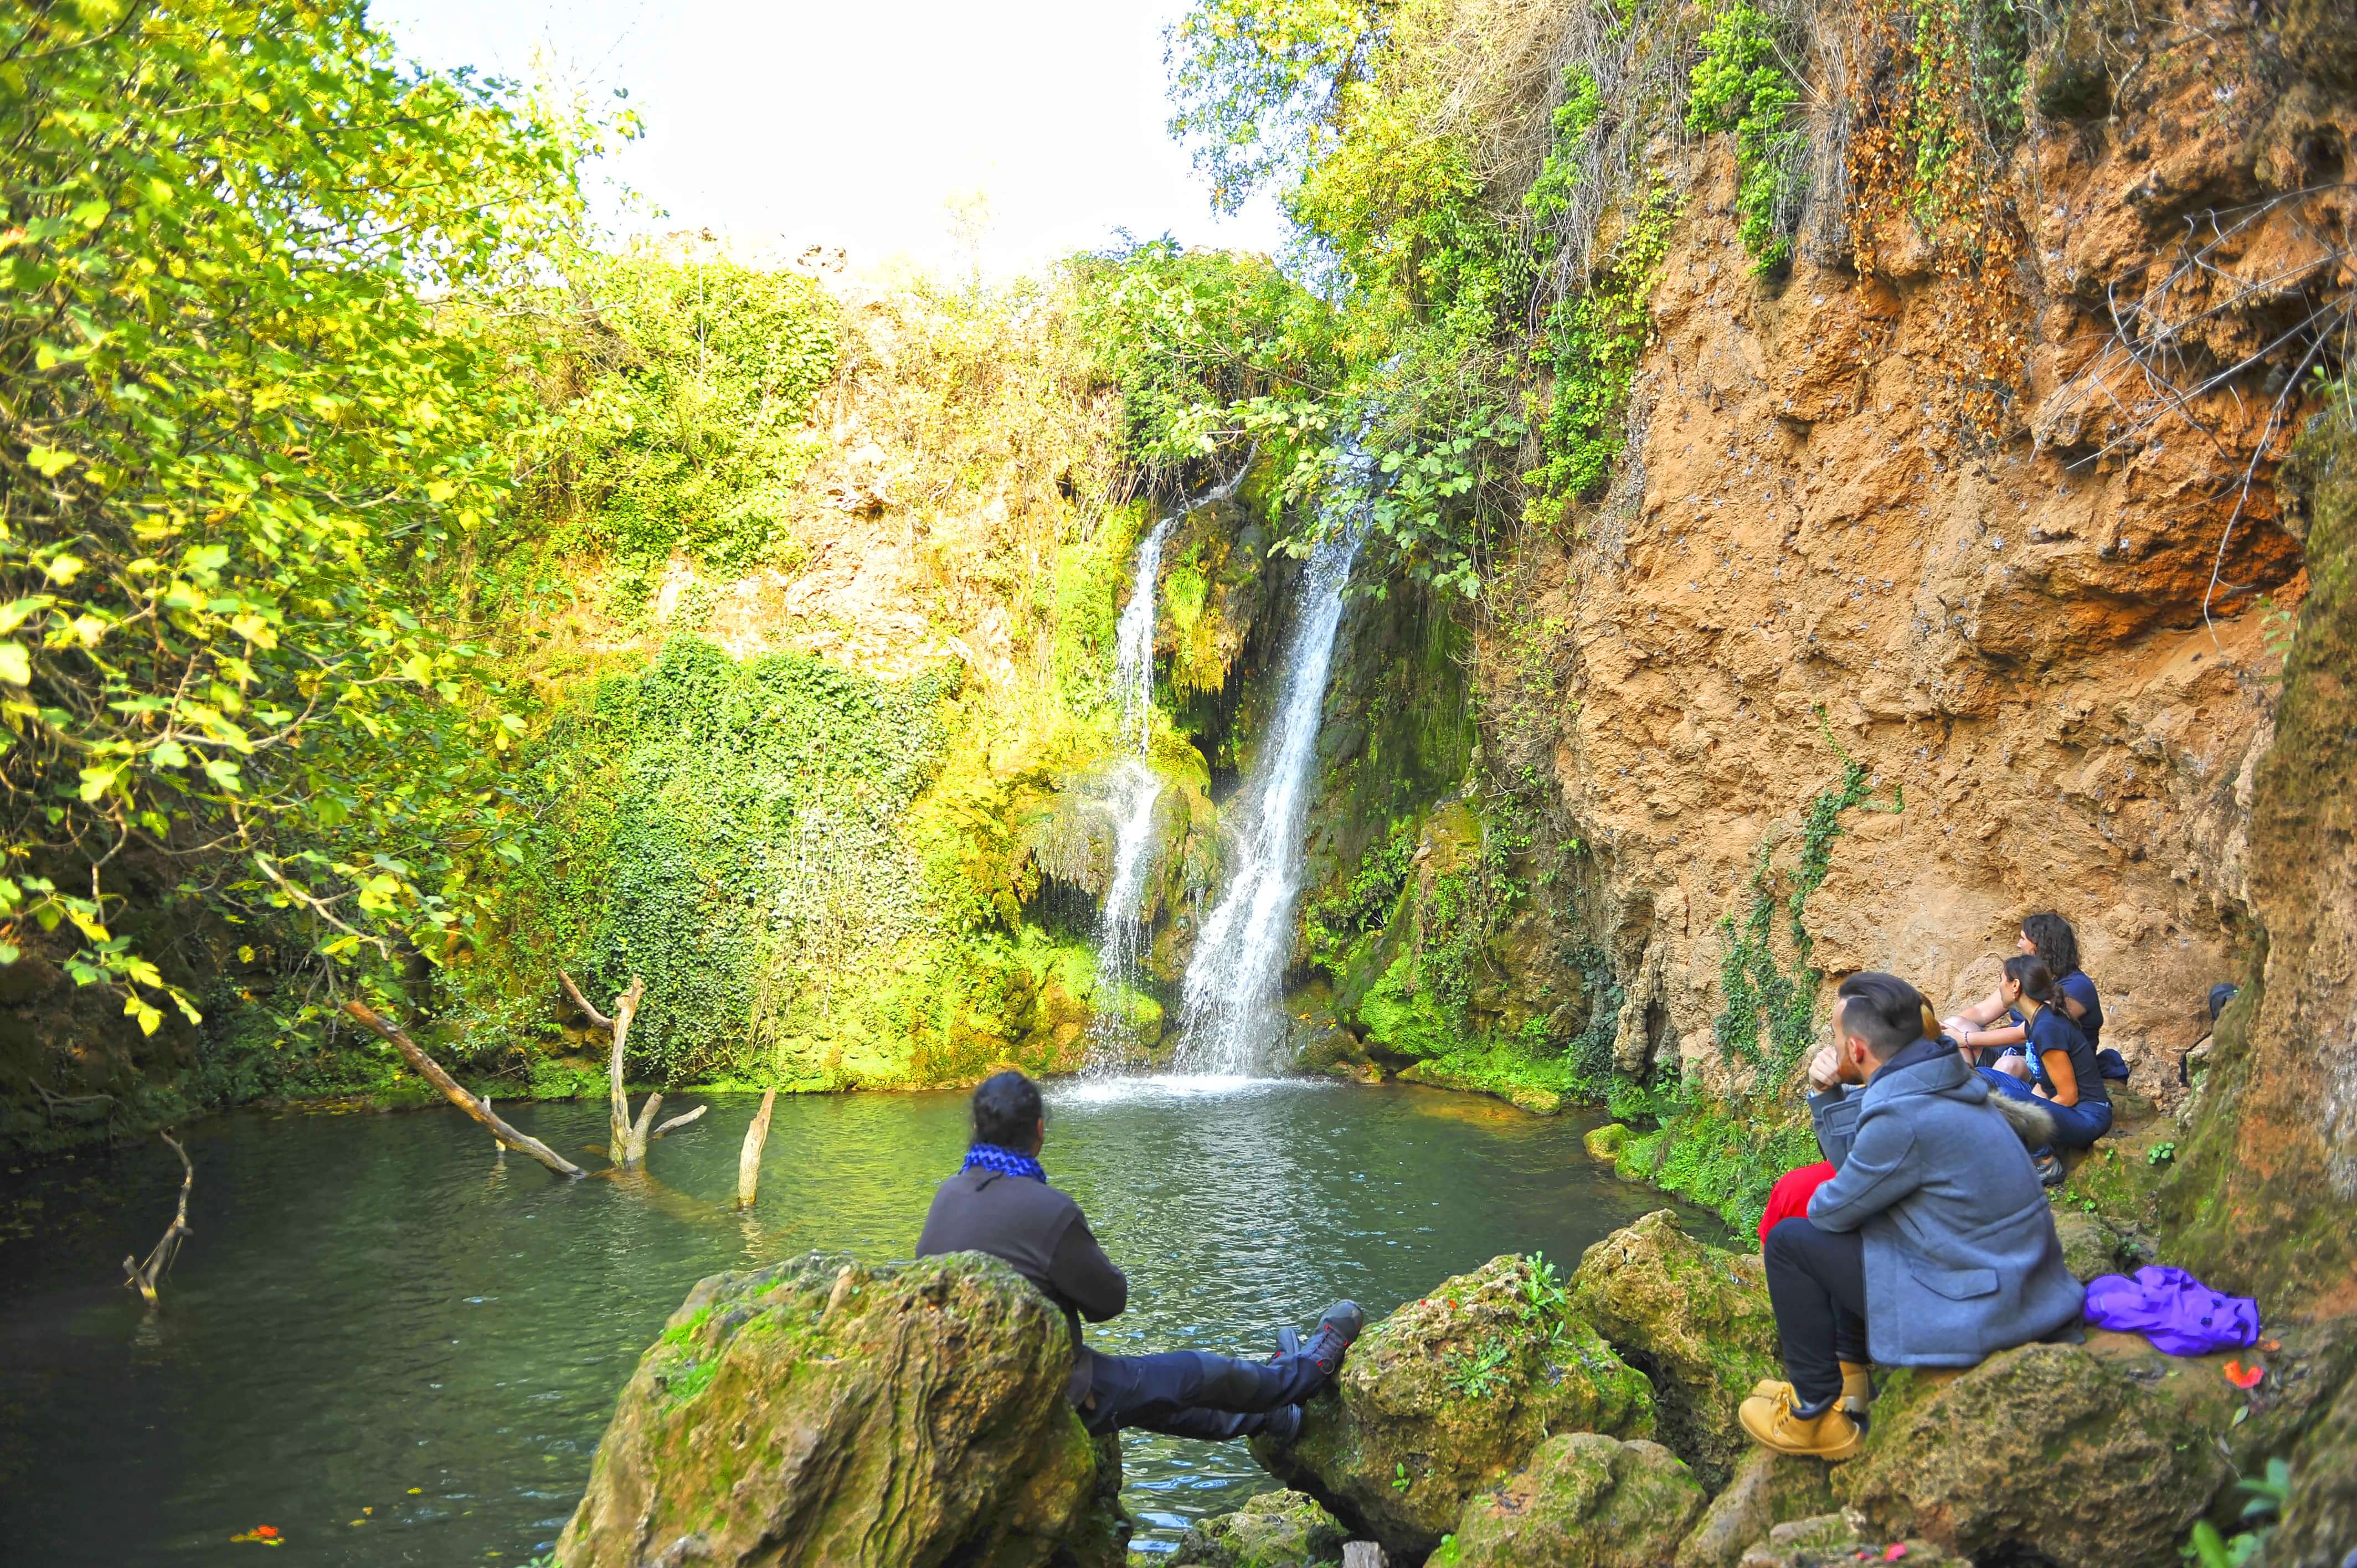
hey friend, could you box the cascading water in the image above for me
[1174,434,1381,1076]
[1087,517,1173,1040]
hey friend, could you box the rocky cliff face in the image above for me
[1454,0,2353,1302]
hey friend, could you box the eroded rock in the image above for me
[1571,1211,1782,1487]
[1673,1450,1838,1568]
[556,1252,1125,1568]
[1253,1254,1655,1559]
[1835,1343,2232,1568]
[1170,1489,1347,1567]
[1733,1513,1963,1568]
[1437,1433,1705,1568]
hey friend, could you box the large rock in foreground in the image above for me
[1835,1343,2232,1568]
[1436,1432,1705,1568]
[557,1252,1124,1568]
[1254,1254,1655,1560]
[1170,1490,1346,1567]
[1571,1210,1782,1487]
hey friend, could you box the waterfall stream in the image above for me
[1088,517,1174,1041]
[1174,439,1377,1075]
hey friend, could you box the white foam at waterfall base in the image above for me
[1175,472,1373,1076]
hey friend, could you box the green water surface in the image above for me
[0,1077,1720,1561]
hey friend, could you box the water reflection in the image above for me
[0,1082,1720,1561]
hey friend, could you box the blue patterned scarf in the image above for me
[962,1142,1046,1182]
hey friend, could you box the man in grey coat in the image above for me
[1741,971,2084,1459]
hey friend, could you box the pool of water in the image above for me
[0,1077,1721,1562]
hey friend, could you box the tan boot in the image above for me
[1840,1361,1874,1421]
[1739,1391,1866,1461]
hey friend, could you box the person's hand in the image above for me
[1808,1043,1841,1092]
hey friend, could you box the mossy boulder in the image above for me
[2275,1354,2357,1568]
[1672,1451,1837,1568]
[1253,1254,1656,1560]
[1169,1490,1346,1567]
[1570,1211,1781,1488]
[1435,1433,1706,1568]
[1584,1123,1630,1162]
[1835,1343,2233,1568]
[2050,1208,2126,1281]
[556,1252,1126,1568]
[1731,1514,1963,1568]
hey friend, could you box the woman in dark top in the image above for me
[1943,911,2102,1065]
[1975,955,2112,1149]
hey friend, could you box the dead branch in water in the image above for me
[738,1088,776,1209]
[561,968,671,1168]
[342,1002,585,1178]
[121,1132,193,1308]
[652,1104,706,1137]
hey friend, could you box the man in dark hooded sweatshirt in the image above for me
[1743,972,2083,1459]
[915,1070,1363,1442]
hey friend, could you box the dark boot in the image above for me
[1260,1404,1303,1444]
[1301,1301,1365,1375]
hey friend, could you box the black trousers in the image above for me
[1078,1345,1330,1440]
[1763,1216,1869,1409]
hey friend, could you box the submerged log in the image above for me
[738,1088,776,1208]
[121,1132,193,1307]
[343,1002,585,1178]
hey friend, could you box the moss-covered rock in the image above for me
[1730,1513,1963,1568]
[1435,1433,1705,1568]
[2050,1208,2125,1281]
[1253,1254,1656,1560]
[1834,1343,2233,1568]
[1569,1211,1781,1488]
[1584,1122,1630,1162]
[1169,1490,1346,1567]
[555,1252,1125,1568]
[2274,1355,2357,1568]
[1672,1451,1837,1568]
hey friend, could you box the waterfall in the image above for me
[1087,517,1173,1055]
[1174,436,1378,1076]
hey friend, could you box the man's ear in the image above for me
[1032,1116,1047,1155]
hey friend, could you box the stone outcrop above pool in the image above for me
[1569,1210,1783,1489]
[554,1251,1126,1568]
[1250,1252,1656,1558]
[554,1216,2350,1568]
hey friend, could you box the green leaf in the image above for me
[0,642,29,685]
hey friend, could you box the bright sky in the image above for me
[372,0,1289,276]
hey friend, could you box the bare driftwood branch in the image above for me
[738,1088,776,1209]
[652,1104,706,1137]
[121,1132,192,1308]
[556,966,615,1030]
[595,975,651,1166]
[342,1002,585,1178]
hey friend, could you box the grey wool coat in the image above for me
[1804,1038,2085,1367]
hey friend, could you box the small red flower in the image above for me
[2224,1360,2265,1390]
[257,1529,277,1539]
[1885,1545,1910,1560]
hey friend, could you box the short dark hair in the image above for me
[2005,953,2056,1002]
[971,1070,1043,1150]
[2019,913,2080,979]
[1835,972,1927,1058]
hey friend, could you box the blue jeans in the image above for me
[1977,1065,2113,1147]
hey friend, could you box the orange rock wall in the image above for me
[1496,0,2349,1109]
